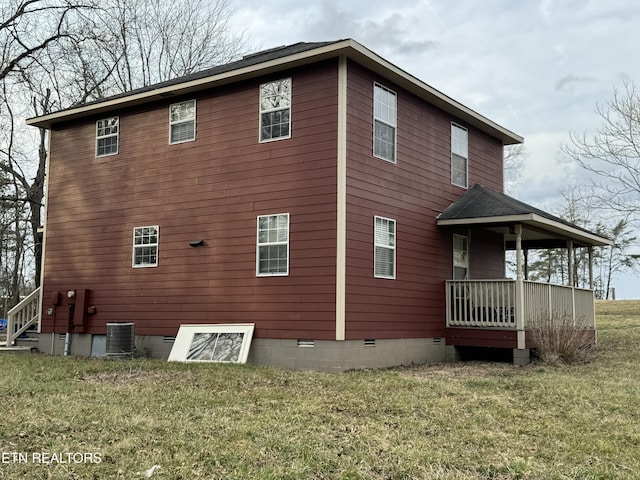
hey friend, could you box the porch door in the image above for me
[453,234,469,280]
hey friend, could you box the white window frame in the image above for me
[453,234,469,280]
[96,116,119,157]
[451,123,469,188]
[256,213,290,276]
[169,99,196,144]
[373,82,397,163]
[132,226,159,268]
[374,216,396,279]
[259,78,292,142]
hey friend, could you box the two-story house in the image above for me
[17,39,609,369]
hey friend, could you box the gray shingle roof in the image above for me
[71,41,342,110]
[438,184,563,220]
[438,184,606,242]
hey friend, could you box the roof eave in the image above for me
[26,39,523,144]
[437,213,612,247]
[26,40,355,129]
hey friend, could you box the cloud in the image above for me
[555,74,598,93]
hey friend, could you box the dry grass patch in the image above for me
[1,301,639,479]
[78,367,193,385]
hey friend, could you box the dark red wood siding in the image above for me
[41,61,340,339]
[446,328,519,349]
[470,229,506,279]
[344,61,505,340]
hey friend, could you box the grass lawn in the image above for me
[1,300,639,479]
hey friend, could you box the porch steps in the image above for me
[0,345,36,353]
[0,333,39,353]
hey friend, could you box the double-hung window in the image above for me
[373,83,397,162]
[257,213,289,276]
[170,100,196,144]
[96,117,119,157]
[133,226,159,268]
[451,123,468,188]
[453,234,469,280]
[374,216,396,279]
[260,78,291,142]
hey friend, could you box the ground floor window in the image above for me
[257,213,289,276]
[374,216,396,278]
[133,226,159,267]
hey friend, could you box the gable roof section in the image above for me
[26,39,522,145]
[437,184,612,247]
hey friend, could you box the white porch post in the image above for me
[567,239,574,287]
[567,239,576,325]
[515,224,526,350]
[588,246,594,289]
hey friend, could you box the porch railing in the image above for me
[522,281,595,329]
[4,287,41,346]
[446,280,595,329]
[446,280,516,328]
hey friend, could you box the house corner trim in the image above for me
[336,55,348,341]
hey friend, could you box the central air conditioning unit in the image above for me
[105,322,135,359]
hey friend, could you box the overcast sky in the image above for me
[230,0,640,298]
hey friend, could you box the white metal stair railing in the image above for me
[3,287,41,347]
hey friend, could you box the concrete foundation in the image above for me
[512,348,531,366]
[38,333,448,371]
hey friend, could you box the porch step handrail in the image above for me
[5,287,41,346]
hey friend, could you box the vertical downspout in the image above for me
[41,128,52,351]
[515,224,525,350]
[335,56,348,341]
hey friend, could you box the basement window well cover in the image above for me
[168,324,254,363]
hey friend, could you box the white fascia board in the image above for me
[437,213,612,247]
[26,39,523,145]
[345,41,523,146]
[528,214,612,247]
[437,214,535,226]
[26,40,355,129]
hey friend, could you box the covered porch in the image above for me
[437,185,612,363]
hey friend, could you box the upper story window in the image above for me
[373,83,397,163]
[96,117,119,157]
[133,226,159,268]
[453,234,469,280]
[257,213,289,276]
[260,78,291,142]
[170,100,196,144]
[374,216,396,279]
[451,123,468,188]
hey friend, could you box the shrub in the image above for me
[529,313,596,365]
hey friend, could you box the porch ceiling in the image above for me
[437,184,612,248]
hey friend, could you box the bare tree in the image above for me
[0,0,245,291]
[597,219,638,299]
[85,0,244,95]
[504,143,526,193]
[524,184,639,295]
[563,79,640,225]
[0,0,97,82]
